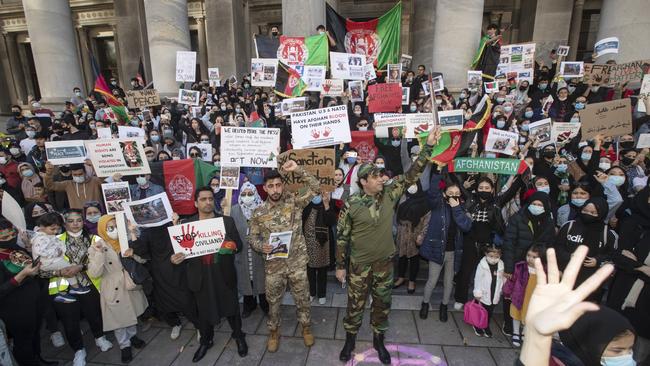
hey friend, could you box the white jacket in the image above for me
[472,257,504,306]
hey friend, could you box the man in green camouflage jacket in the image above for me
[336,127,441,364]
[247,159,320,353]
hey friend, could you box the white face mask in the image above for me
[72,175,85,184]
[407,185,418,195]
[240,195,255,204]
[136,177,148,186]
[0,157,6,165]
[486,257,500,265]
[106,229,118,240]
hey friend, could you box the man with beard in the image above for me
[170,187,248,362]
[247,159,320,353]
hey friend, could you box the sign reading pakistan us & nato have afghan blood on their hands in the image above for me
[290,105,352,149]
[168,218,226,259]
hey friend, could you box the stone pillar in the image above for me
[111,24,125,85]
[115,0,151,88]
[531,0,573,66]
[22,0,84,103]
[76,25,94,94]
[567,0,584,61]
[2,31,27,104]
[510,0,522,43]
[281,0,324,37]
[143,0,191,96]
[431,0,484,91]
[411,0,435,70]
[597,0,650,63]
[205,0,247,78]
[196,16,208,81]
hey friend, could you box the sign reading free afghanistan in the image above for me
[448,157,529,175]
[168,218,226,259]
[290,105,352,149]
[220,127,280,168]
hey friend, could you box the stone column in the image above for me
[22,0,84,103]
[431,0,484,91]
[281,0,324,36]
[114,0,151,88]
[143,0,191,96]
[411,0,435,70]
[531,0,573,66]
[111,24,125,85]
[205,0,247,78]
[567,0,584,61]
[195,16,208,81]
[75,25,94,94]
[2,31,27,104]
[597,0,650,63]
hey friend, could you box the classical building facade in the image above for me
[0,0,648,112]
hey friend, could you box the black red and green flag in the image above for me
[89,50,129,123]
[326,1,402,69]
[136,57,147,87]
[274,61,307,98]
[418,97,492,165]
[149,159,218,215]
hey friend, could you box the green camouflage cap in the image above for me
[357,163,381,180]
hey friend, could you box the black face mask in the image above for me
[0,236,18,249]
[543,150,556,159]
[519,86,527,91]
[12,111,21,117]
[579,212,599,225]
[621,156,635,166]
[619,141,634,149]
[477,191,493,201]
[271,32,278,36]
[602,141,612,149]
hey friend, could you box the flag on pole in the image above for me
[136,57,146,87]
[89,50,129,123]
[274,62,307,98]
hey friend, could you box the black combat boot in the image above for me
[339,332,356,361]
[419,302,429,319]
[439,303,448,322]
[373,333,391,364]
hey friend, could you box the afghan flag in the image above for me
[149,159,218,215]
[274,61,307,98]
[136,57,146,87]
[350,131,377,163]
[254,34,281,58]
[90,50,129,123]
[326,1,401,69]
[418,98,492,165]
[277,34,329,67]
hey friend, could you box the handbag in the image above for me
[120,256,150,286]
[463,300,488,329]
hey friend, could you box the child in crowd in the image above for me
[503,244,542,347]
[472,245,504,338]
[31,212,90,303]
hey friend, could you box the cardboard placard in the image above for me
[330,52,366,80]
[594,37,619,59]
[485,128,519,156]
[278,148,336,192]
[321,79,344,97]
[437,109,464,131]
[219,165,240,189]
[251,58,278,87]
[220,127,280,168]
[178,89,199,106]
[405,113,435,138]
[125,89,161,109]
[579,98,632,139]
[303,65,326,92]
[374,113,407,138]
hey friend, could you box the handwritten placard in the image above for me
[125,89,161,109]
[278,148,336,192]
[579,98,632,140]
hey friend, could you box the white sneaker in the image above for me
[309,296,314,302]
[73,348,87,366]
[95,336,113,352]
[50,331,65,348]
[170,325,182,340]
[196,329,201,342]
[318,297,326,305]
[453,302,464,311]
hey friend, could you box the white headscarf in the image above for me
[238,182,263,220]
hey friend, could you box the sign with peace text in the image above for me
[220,127,280,168]
[278,148,336,192]
[168,218,226,259]
[125,89,161,109]
[579,98,632,140]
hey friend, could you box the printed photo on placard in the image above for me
[267,231,292,260]
[401,87,410,105]
[177,89,200,106]
[45,140,87,165]
[421,80,431,96]
[557,45,570,57]
[349,81,364,102]
[387,64,402,84]
[431,76,444,92]
[124,192,173,228]
[101,182,131,214]
[485,128,519,156]
[560,62,584,78]
[219,165,240,189]
[438,109,464,131]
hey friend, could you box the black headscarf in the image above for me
[576,197,609,254]
[397,181,430,225]
[525,191,552,234]
[628,186,650,228]
[23,202,53,230]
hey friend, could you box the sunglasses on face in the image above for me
[190,153,201,158]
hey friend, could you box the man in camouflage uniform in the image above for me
[247,159,320,352]
[336,127,440,364]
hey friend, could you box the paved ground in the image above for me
[40,278,520,366]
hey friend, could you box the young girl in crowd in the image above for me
[472,245,504,338]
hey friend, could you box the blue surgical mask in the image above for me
[581,152,592,161]
[570,117,580,123]
[607,175,625,187]
[521,124,530,131]
[391,140,401,147]
[151,135,160,142]
[574,102,585,110]
[496,120,506,129]
[410,106,417,112]
[537,186,550,194]
[460,93,467,99]
[347,157,357,165]
[311,195,322,205]
[524,111,534,119]
[538,83,548,90]
[22,169,34,177]
[571,198,587,207]
[600,353,636,366]
[86,214,101,223]
[485,152,497,159]
[496,97,505,103]
[528,205,545,216]
[555,163,568,173]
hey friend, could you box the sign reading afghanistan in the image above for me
[448,157,527,175]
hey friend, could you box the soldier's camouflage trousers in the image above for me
[265,262,311,330]
[343,257,393,335]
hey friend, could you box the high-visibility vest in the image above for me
[48,233,101,295]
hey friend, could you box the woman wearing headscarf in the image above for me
[23,202,54,231]
[87,215,148,363]
[567,142,602,182]
[555,197,616,302]
[231,182,268,317]
[83,201,102,235]
[18,162,42,203]
[557,175,622,228]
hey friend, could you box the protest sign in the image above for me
[542,95,554,115]
[251,58,278,87]
[175,51,196,82]
[364,63,377,81]
[405,113,435,138]
[321,79,344,97]
[304,65,326,91]
[208,67,220,87]
[640,74,650,96]
[594,37,619,58]
[421,80,431,96]
[551,122,581,145]
[267,231,292,260]
[350,131,377,163]
[114,212,130,255]
[387,64,402,83]
[400,54,412,71]
[102,108,118,124]
[607,59,650,87]
[219,165,240,189]
[557,45,570,57]
[438,109,464,131]
[497,43,536,82]
[221,127,280,168]
[485,128,519,156]
[125,192,173,228]
[101,182,131,214]
[529,118,552,146]
[367,83,402,113]
[401,87,410,105]
[349,81,364,102]
[448,157,526,175]
[330,52,365,80]
[1,193,25,231]
[431,76,444,92]
[583,63,611,85]
[178,89,199,106]
[186,143,212,161]
[374,113,407,138]
[560,62,584,78]
[118,126,146,144]
[168,217,226,259]
[125,89,160,109]
[97,127,112,140]
[484,81,499,94]
[637,133,650,149]
[277,148,336,192]
[45,140,86,165]
[85,139,151,177]
[467,70,482,90]
[281,97,308,115]
[290,105,351,149]
[579,98,632,140]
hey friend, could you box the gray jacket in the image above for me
[231,204,266,296]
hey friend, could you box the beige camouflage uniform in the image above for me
[247,166,320,330]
